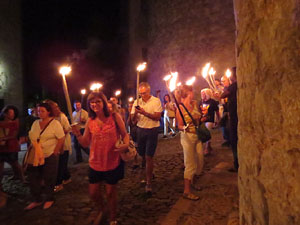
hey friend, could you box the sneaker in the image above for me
[171,133,176,137]
[162,135,167,139]
[54,184,64,192]
[62,178,72,185]
[43,201,54,210]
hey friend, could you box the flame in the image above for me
[186,76,196,86]
[115,90,121,96]
[169,72,178,92]
[59,66,71,76]
[177,82,182,87]
[209,67,216,76]
[137,62,147,72]
[225,69,231,78]
[80,89,86,95]
[90,83,103,91]
[128,97,134,102]
[163,74,172,81]
[202,63,210,78]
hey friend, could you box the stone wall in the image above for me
[234,0,300,224]
[146,0,236,97]
[0,0,23,113]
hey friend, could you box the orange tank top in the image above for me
[88,115,120,171]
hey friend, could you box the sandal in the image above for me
[24,202,43,210]
[182,193,200,201]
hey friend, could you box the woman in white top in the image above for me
[163,94,176,138]
[25,102,65,210]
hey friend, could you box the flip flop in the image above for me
[24,202,43,210]
[182,193,200,201]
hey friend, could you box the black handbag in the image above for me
[180,103,211,143]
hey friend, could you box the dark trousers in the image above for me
[27,154,58,202]
[56,150,71,185]
[229,116,238,169]
[73,128,89,162]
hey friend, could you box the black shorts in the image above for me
[88,160,124,185]
[0,152,18,163]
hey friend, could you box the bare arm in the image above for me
[72,119,91,148]
[53,137,65,156]
[114,113,129,152]
[135,107,161,121]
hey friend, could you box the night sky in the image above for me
[22,0,127,107]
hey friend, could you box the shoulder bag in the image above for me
[180,103,211,143]
[113,113,137,162]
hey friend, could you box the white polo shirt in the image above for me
[131,96,163,129]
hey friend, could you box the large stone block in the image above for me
[234,0,300,224]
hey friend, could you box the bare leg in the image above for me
[105,183,117,222]
[184,178,191,194]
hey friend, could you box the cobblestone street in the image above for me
[0,130,238,225]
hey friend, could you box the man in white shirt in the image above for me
[72,100,89,164]
[131,82,163,194]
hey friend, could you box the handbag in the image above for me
[113,113,137,162]
[180,103,211,143]
[22,118,54,171]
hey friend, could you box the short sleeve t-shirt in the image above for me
[131,96,163,128]
[29,119,65,158]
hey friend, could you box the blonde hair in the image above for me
[201,88,213,100]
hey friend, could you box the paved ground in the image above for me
[0,130,239,225]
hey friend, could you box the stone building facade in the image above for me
[235,0,300,224]
[127,0,236,98]
[0,0,23,113]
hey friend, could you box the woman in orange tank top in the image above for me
[72,91,129,225]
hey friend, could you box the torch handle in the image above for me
[62,75,74,124]
[136,71,140,106]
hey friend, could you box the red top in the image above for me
[0,121,20,153]
[88,115,120,171]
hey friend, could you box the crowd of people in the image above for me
[0,68,238,225]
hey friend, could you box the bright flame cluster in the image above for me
[90,83,103,91]
[59,66,71,76]
[115,90,121,96]
[137,62,147,72]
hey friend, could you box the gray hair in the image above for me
[139,82,151,91]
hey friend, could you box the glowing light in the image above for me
[209,67,216,76]
[137,62,147,72]
[163,74,172,81]
[115,90,121,96]
[186,76,196,86]
[202,63,210,78]
[59,66,71,76]
[177,82,182,87]
[90,83,103,91]
[169,72,178,92]
[128,97,134,102]
[81,89,86,95]
[225,69,231,78]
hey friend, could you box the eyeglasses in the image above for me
[139,92,148,95]
[90,100,102,105]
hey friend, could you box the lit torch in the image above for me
[59,65,73,124]
[136,62,147,106]
[80,89,86,105]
